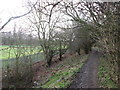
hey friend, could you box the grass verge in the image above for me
[40,54,88,88]
[98,56,117,88]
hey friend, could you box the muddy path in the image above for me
[69,51,100,88]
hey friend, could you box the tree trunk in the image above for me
[59,41,62,61]
[84,46,89,54]
[76,48,80,55]
[47,58,52,66]
[45,50,53,67]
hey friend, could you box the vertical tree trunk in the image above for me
[84,45,89,54]
[59,41,62,61]
[76,48,80,55]
[45,50,53,67]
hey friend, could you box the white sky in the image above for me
[0,0,79,33]
[0,0,29,32]
[0,0,119,32]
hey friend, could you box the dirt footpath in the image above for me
[70,51,100,88]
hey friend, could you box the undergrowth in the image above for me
[40,54,88,88]
[98,56,117,88]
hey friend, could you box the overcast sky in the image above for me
[0,0,30,32]
[1,0,118,32]
[0,0,71,32]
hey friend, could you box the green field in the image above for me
[0,45,9,49]
[0,45,44,68]
[0,45,42,60]
[0,45,67,68]
[0,45,67,60]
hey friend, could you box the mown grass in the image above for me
[0,45,43,68]
[98,56,117,88]
[2,53,44,68]
[0,45,9,49]
[41,54,88,88]
[0,45,67,60]
[0,45,42,60]
[0,45,67,68]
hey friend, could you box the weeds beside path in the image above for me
[33,53,88,88]
[70,51,100,88]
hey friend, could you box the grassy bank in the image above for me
[98,56,117,88]
[39,54,88,88]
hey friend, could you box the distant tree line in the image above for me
[1,31,39,46]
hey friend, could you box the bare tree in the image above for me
[28,0,62,66]
[64,1,119,86]
[0,2,38,31]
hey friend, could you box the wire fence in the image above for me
[1,52,44,69]
[1,49,67,69]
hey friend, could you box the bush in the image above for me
[2,56,33,88]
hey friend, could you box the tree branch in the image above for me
[0,2,37,31]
